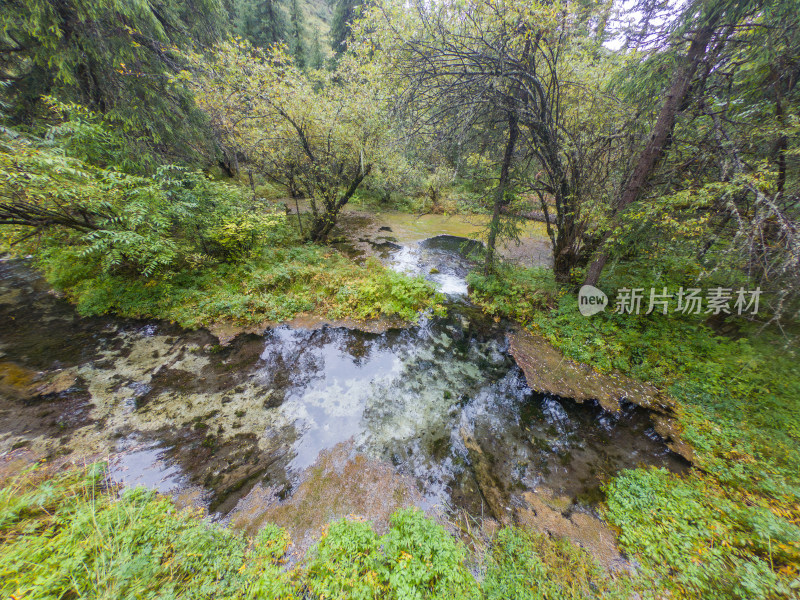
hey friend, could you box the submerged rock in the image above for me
[0,361,76,401]
[227,440,422,554]
[0,361,39,400]
[515,489,627,573]
[208,315,406,346]
[507,327,670,414]
[460,426,511,525]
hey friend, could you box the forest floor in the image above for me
[1,203,799,599]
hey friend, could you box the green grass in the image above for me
[0,464,629,600]
[468,268,800,598]
[0,464,295,599]
[32,243,445,328]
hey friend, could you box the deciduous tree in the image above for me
[186,41,398,241]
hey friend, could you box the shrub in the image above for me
[0,135,291,278]
[482,527,630,600]
[605,468,799,599]
[467,265,557,326]
[305,519,384,599]
[306,509,476,600]
[0,464,294,599]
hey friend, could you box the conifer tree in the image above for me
[309,32,324,69]
[251,0,287,48]
[330,0,360,56]
[287,0,307,68]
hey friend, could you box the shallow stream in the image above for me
[0,241,686,552]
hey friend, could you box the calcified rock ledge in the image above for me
[227,440,422,557]
[507,326,693,462]
[208,314,408,345]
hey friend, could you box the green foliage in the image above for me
[230,0,332,65]
[0,464,294,600]
[250,0,289,48]
[481,527,630,600]
[309,32,325,69]
[591,0,800,320]
[306,519,383,599]
[0,131,442,326]
[528,293,800,487]
[34,244,443,327]
[9,469,635,600]
[466,266,558,325]
[205,211,289,261]
[605,468,800,599]
[288,0,308,68]
[330,0,361,56]
[186,40,401,241]
[2,3,799,599]
[380,509,476,599]
[470,252,800,597]
[44,99,154,174]
[306,509,476,600]
[0,0,224,161]
[0,134,289,277]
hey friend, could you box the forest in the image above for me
[0,0,799,598]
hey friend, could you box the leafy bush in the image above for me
[380,509,476,599]
[44,99,155,174]
[0,464,294,599]
[605,468,800,599]
[306,509,476,600]
[0,134,291,277]
[481,527,630,600]
[467,265,557,325]
[305,519,384,599]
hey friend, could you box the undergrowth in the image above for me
[0,133,444,328]
[481,527,632,600]
[0,463,628,599]
[34,243,445,327]
[0,464,294,599]
[469,267,800,598]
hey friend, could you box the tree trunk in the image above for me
[308,165,372,242]
[288,176,302,199]
[247,170,257,201]
[484,114,520,274]
[218,159,236,178]
[294,196,304,237]
[553,223,579,284]
[551,167,579,284]
[584,23,718,286]
[309,213,337,241]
